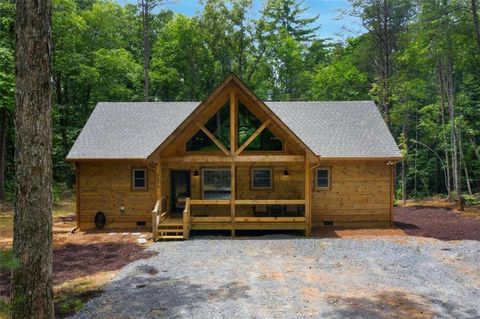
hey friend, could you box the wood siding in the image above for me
[162,163,304,199]
[311,160,392,227]
[77,160,394,230]
[78,161,156,229]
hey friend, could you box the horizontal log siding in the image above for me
[311,160,392,226]
[236,165,304,199]
[78,161,156,230]
[162,162,305,200]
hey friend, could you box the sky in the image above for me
[125,0,364,41]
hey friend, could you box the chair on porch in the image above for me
[254,195,269,217]
[285,194,303,217]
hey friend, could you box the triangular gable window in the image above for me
[245,127,282,151]
[186,102,230,152]
[186,130,220,151]
[238,101,283,151]
[205,102,230,149]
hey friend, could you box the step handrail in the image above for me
[183,198,191,239]
[152,196,167,240]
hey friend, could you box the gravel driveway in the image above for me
[73,236,480,319]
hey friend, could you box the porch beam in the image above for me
[235,119,271,155]
[165,155,306,163]
[230,162,236,237]
[196,122,230,156]
[230,90,237,154]
[304,161,312,236]
[156,162,161,200]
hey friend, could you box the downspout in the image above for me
[387,160,396,227]
[308,154,321,232]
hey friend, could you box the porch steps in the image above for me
[156,221,185,240]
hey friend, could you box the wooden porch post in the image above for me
[156,161,161,200]
[152,161,162,239]
[304,161,312,236]
[230,89,237,237]
[231,163,235,237]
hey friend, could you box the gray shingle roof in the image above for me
[67,102,198,159]
[66,100,401,160]
[266,101,401,158]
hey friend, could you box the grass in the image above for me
[54,271,116,317]
[53,197,76,219]
[1,198,104,318]
[0,197,76,250]
[0,196,152,318]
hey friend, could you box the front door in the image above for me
[170,170,191,215]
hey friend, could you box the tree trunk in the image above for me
[142,0,150,102]
[457,126,472,195]
[55,73,72,187]
[472,0,480,53]
[0,108,7,202]
[437,62,451,196]
[401,113,407,206]
[414,112,418,197]
[11,0,54,316]
[443,57,462,209]
[467,134,480,162]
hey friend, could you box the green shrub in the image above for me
[57,298,84,315]
[463,193,480,205]
[0,249,19,317]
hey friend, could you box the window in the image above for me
[202,168,231,199]
[238,101,283,151]
[252,168,272,189]
[316,168,330,189]
[132,168,147,190]
[186,102,230,151]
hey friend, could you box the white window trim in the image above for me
[315,167,330,190]
[251,167,273,189]
[201,168,231,199]
[132,168,147,190]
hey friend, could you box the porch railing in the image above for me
[152,196,168,240]
[187,198,306,222]
[183,198,191,239]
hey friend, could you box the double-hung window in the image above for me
[251,168,273,189]
[316,167,330,189]
[132,168,147,190]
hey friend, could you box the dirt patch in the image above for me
[0,233,155,301]
[0,198,156,318]
[314,206,480,241]
[324,290,437,319]
[313,227,407,238]
[394,206,480,241]
[52,240,154,284]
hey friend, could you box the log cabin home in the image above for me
[66,74,402,240]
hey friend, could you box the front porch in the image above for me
[152,196,307,240]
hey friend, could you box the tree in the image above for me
[310,59,369,101]
[259,0,319,99]
[0,0,15,202]
[11,0,54,317]
[138,0,173,101]
[350,0,414,125]
[262,0,318,42]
